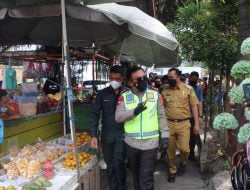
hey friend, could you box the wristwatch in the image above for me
[199,116,203,118]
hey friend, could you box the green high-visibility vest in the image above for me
[122,89,159,139]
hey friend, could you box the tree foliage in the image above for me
[168,0,238,74]
[156,0,188,24]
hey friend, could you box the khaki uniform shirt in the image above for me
[161,82,199,120]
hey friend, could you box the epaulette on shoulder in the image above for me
[149,86,159,91]
[121,87,130,94]
[184,84,192,90]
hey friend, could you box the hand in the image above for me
[90,137,98,149]
[160,138,168,151]
[193,124,200,135]
[199,117,203,127]
[134,102,147,115]
[243,98,250,107]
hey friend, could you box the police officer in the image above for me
[161,68,199,183]
[115,66,169,190]
[90,65,126,190]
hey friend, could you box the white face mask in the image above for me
[110,81,122,90]
[0,107,8,113]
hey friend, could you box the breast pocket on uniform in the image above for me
[177,91,189,107]
[163,94,171,106]
[103,99,114,111]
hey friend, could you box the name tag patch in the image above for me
[147,92,155,102]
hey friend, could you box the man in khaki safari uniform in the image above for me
[161,68,200,183]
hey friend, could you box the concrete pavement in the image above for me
[102,159,208,190]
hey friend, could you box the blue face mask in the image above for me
[0,107,8,113]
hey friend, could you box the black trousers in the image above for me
[102,140,126,190]
[125,143,158,190]
[189,117,202,155]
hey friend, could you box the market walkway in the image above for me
[102,159,208,190]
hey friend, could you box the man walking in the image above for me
[161,68,199,183]
[115,66,169,190]
[188,71,204,162]
[90,65,126,190]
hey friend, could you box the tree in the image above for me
[168,0,238,126]
[238,0,250,59]
[156,0,187,24]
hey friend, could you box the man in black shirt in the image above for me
[90,65,126,190]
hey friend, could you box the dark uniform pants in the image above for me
[125,143,158,190]
[102,139,126,190]
[189,117,202,156]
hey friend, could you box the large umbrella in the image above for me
[0,0,134,8]
[0,3,130,46]
[88,3,179,67]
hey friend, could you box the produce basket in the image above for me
[47,137,90,153]
[54,154,98,176]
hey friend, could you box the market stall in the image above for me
[0,1,179,189]
[0,52,98,189]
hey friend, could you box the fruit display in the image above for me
[8,146,19,158]
[42,161,54,180]
[3,162,19,179]
[22,177,52,190]
[0,185,15,190]
[47,93,61,102]
[63,152,93,169]
[44,147,64,161]
[27,159,41,179]
[67,132,91,148]
[15,157,29,178]
[3,143,64,179]
[19,145,35,158]
[18,102,37,116]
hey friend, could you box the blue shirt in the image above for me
[194,86,204,102]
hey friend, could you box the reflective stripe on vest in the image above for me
[122,89,159,140]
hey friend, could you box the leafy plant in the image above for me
[213,112,238,130]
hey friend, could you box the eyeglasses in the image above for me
[136,76,148,82]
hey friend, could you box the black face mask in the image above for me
[189,80,197,87]
[155,83,161,89]
[168,79,177,87]
[135,77,148,92]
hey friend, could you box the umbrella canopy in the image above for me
[0,3,129,46]
[0,0,134,8]
[88,3,179,67]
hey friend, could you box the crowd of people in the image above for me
[90,65,208,190]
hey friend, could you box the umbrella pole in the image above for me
[61,0,81,188]
[62,46,67,136]
[118,37,128,64]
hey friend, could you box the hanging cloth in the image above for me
[0,119,4,144]
[5,66,17,90]
[2,69,6,89]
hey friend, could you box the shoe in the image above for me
[168,173,176,183]
[188,154,197,162]
[177,165,186,176]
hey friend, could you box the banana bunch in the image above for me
[47,93,61,101]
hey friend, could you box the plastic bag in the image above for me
[27,158,41,179]
[7,137,19,158]
[15,157,29,178]
[23,62,36,80]
[19,145,35,158]
[3,161,19,179]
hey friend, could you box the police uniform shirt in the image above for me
[161,82,199,120]
[115,87,169,150]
